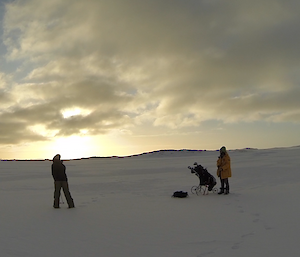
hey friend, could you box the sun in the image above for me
[61,108,91,119]
[51,136,96,159]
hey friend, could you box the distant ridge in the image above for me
[1,146,299,161]
[0,149,209,161]
[90,149,209,158]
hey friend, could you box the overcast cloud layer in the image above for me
[0,0,300,146]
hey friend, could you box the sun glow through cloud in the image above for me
[52,136,96,160]
[62,108,91,119]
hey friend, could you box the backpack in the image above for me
[172,191,188,198]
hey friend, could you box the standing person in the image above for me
[217,146,231,195]
[52,154,75,208]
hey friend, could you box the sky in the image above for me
[0,0,299,159]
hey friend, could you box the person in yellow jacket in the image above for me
[217,146,231,195]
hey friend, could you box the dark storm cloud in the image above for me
[0,0,300,145]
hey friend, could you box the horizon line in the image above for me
[1,145,299,161]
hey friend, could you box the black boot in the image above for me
[218,188,224,195]
[224,183,230,195]
[224,178,229,195]
[219,179,225,194]
[224,187,229,195]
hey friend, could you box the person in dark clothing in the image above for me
[52,154,75,208]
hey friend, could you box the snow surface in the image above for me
[1,147,300,257]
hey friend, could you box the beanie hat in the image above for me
[53,154,61,161]
[220,146,226,153]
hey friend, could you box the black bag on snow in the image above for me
[172,191,188,198]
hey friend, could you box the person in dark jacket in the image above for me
[52,154,75,208]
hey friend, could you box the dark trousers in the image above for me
[220,178,230,192]
[54,181,75,208]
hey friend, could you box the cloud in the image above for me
[0,0,300,145]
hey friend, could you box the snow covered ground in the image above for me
[0,146,299,257]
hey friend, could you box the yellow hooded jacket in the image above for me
[217,152,232,179]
